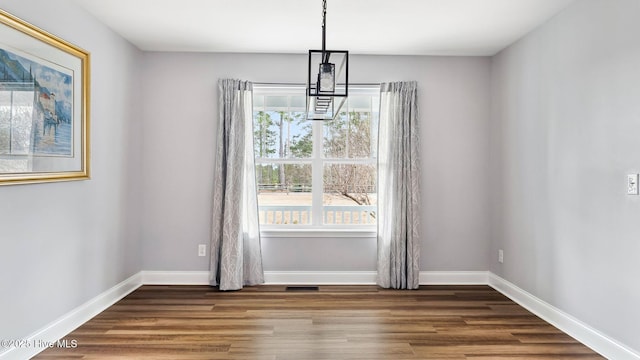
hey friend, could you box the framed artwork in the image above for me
[0,9,89,185]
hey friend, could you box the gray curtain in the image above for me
[210,79,264,291]
[377,81,421,289]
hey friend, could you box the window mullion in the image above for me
[321,158,377,165]
[255,158,309,164]
[312,121,324,226]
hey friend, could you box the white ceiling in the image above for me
[72,0,576,56]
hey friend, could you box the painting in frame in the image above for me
[0,9,89,185]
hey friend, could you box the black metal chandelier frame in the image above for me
[306,0,349,120]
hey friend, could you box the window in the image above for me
[252,85,379,230]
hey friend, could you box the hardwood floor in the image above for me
[34,285,604,359]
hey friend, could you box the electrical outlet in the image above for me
[628,174,639,195]
[198,244,206,257]
[498,249,504,264]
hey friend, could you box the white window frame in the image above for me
[253,84,379,236]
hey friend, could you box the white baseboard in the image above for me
[0,272,142,360]
[420,271,489,285]
[488,273,640,360]
[4,270,637,360]
[138,270,489,286]
[264,270,489,286]
[141,270,210,285]
[139,270,377,285]
[264,271,377,285]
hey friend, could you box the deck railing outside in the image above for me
[258,205,376,225]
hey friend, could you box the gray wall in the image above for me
[490,0,640,352]
[0,0,143,341]
[139,53,492,272]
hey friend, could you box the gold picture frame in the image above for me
[0,9,89,185]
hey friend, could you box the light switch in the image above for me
[628,174,639,195]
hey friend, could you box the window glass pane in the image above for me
[370,98,379,159]
[253,94,264,108]
[285,112,312,159]
[254,110,312,159]
[323,112,348,158]
[323,163,377,225]
[256,163,312,225]
[348,96,371,112]
[290,95,306,111]
[346,110,374,159]
[265,96,288,109]
[324,107,376,159]
[253,111,278,158]
[266,110,285,159]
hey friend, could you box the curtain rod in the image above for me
[253,82,380,86]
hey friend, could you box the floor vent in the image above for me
[285,286,319,292]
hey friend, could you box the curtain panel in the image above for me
[210,79,264,291]
[377,81,421,290]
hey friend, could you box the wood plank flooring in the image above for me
[33,285,604,359]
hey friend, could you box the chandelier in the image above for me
[306,0,348,120]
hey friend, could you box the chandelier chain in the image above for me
[321,0,327,53]
[322,0,327,27]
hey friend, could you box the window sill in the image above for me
[260,228,377,238]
